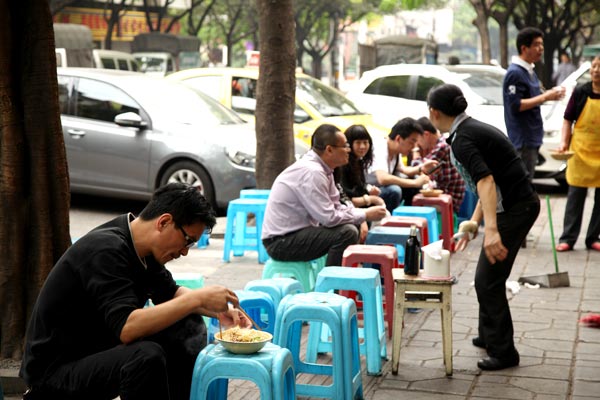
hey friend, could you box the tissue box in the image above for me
[422,240,451,279]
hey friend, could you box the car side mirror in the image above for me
[293,109,310,124]
[114,112,147,129]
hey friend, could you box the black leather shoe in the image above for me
[477,353,520,370]
[472,337,486,348]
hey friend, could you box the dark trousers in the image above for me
[263,223,359,266]
[559,185,600,248]
[517,146,539,183]
[25,314,206,400]
[475,195,540,359]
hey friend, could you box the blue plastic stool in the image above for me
[392,205,439,244]
[365,226,412,264]
[457,189,478,225]
[197,229,210,249]
[240,189,271,199]
[244,278,304,311]
[190,342,295,400]
[223,198,269,264]
[172,273,205,290]
[274,292,363,399]
[261,258,317,292]
[309,267,387,376]
[235,290,277,334]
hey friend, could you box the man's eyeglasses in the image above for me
[178,226,197,249]
[330,143,350,149]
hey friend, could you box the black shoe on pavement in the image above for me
[472,336,486,348]
[477,352,520,370]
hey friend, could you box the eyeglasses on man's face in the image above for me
[178,226,197,249]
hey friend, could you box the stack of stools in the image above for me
[308,267,387,376]
[341,244,399,339]
[261,258,320,292]
[235,290,277,334]
[274,292,363,399]
[392,205,439,244]
[223,198,269,264]
[244,278,304,312]
[391,268,453,376]
[412,193,455,251]
[380,216,430,246]
[190,342,296,400]
[365,226,412,264]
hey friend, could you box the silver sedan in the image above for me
[57,68,307,210]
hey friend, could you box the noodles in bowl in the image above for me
[215,327,273,354]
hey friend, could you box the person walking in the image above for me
[555,55,600,252]
[427,83,540,371]
[553,52,577,86]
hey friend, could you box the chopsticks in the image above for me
[236,306,262,331]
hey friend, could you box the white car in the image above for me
[345,63,566,185]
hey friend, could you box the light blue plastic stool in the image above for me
[261,259,317,292]
[240,189,271,199]
[274,292,363,399]
[392,205,439,244]
[244,278,304,311]
[365,226,412,264]
[172,273,205,290]
[190,342,296,400]
[308,267,387,376]
[236,289,277,334]
[223,198,269,264]
[196,229,210,249]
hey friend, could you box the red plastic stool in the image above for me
[380,216,430,246]
[341,244,399,338]
[412,193,455,251]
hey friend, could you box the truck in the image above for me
[358,35,438,76]
[53,23,94,68]
[131,32,201,76]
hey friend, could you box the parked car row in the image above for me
[57,68,308,211]
[344,63,567,185]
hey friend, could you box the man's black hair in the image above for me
[516,27,543,54]
[139,183,216,232]
[389,117,424,140]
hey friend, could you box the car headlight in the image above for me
[227,149,256,168]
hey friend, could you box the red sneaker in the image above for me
[556,243,572,252]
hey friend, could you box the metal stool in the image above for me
[274,292,363,399]
[309,267,387,376]
[391,269,453,376]
[190,342,296,400]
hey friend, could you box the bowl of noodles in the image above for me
[215,327,273,354]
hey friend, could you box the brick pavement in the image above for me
[3,191,600,399]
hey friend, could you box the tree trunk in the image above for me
[254,0,296,188]
[311,55,323,80]
[0,0,71,360]
[469,0,492,64]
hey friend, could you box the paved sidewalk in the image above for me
[164,192,600,399]
[3,192,599,399]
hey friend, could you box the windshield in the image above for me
[136,80,246,126]
[136,56,167,73]
[296,77,363,117]
[454,69,505,105]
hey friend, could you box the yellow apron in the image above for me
[566,97,600,187]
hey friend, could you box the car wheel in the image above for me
[160,161,214,205]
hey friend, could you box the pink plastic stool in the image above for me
[380,216,430,246]
[412,193,455,252]
[341,244,399,339]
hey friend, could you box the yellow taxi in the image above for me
[166,67,389,144]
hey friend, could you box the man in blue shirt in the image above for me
[503,27,565,182]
